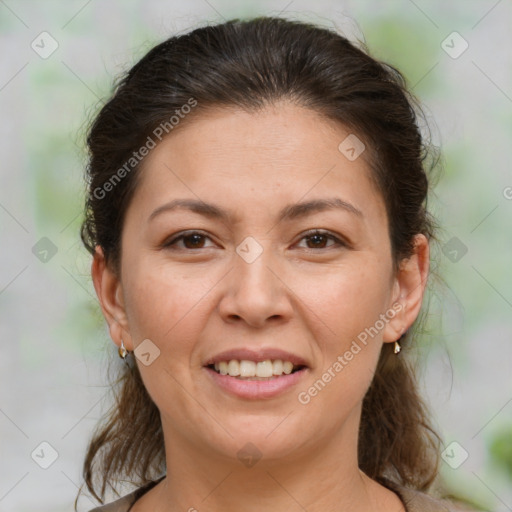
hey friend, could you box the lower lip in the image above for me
[204,367,307,400]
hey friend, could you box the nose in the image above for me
[217,245,294,328]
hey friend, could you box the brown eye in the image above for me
[305,233,329,248]
[296,230,345,250]
[163,231,214,250]
[182,234,206,248]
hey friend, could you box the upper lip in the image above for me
[203,348,310,368]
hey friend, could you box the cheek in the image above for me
[122,260,213,357]
[293,260,389,404]
[295,258,391,344]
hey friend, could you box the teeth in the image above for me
[227,360,240,376]
[239,360,256,377]
[211,359,300,378]
[282,361,293,375]
[272,359,283,375]
[217,361,228,375]
[256,360,274,377]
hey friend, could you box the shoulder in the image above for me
[88,492,134,512]
[398,487,454,512]
[88,477,164,512]
[382,478,460,512]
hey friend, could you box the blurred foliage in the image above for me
[488,426,512,479]
[362,18,441,94]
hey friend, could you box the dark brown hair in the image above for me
[78,15,442,506]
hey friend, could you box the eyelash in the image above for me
[162,229,347,251]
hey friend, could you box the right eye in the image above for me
[162,231,216,250]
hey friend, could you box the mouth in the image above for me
[206,359,307,380]
[202,349,310,399]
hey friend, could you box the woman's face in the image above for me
[94,102,426,466]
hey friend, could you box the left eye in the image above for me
[296,231,344,249]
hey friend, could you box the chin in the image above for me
[217,415,309,460]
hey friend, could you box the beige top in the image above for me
[88,476,454,512]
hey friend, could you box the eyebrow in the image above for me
[147,197,363,224]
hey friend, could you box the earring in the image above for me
[118,339,128,359]
[394,340,401,354]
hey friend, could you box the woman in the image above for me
[78,16,455,512]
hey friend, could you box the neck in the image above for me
[150,412,392,512]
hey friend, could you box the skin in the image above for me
[92,101,429,512]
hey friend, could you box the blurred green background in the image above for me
[1,1,511,511]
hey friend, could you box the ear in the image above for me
[382,234,430,343]
[91,246,134,351]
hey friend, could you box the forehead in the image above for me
[129,102,387,224]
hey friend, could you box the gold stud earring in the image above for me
[394,340,401,354]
